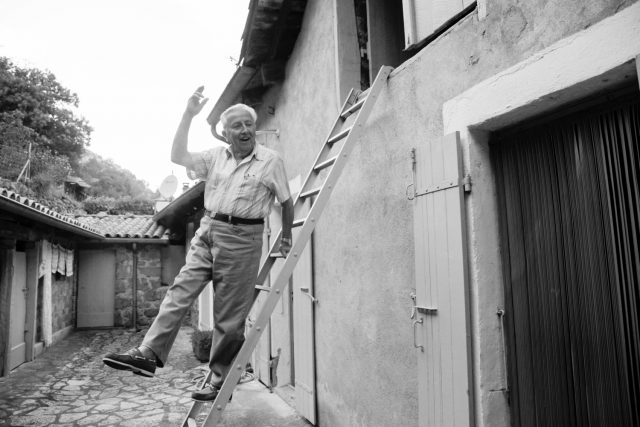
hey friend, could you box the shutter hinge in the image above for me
[462,174,472,192]
[406,148,471,199]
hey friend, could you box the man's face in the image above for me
[222,109,256,157]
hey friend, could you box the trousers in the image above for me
[141,214,263,387]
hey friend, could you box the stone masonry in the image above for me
[113,245,169,328]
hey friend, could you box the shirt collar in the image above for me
[224,143,265,161]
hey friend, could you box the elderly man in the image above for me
[103,87,294,402]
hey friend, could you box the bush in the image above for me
[83,196,115,214]
[191,329,212,362]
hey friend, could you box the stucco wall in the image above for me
[257,0,637,426]
[260,1,418,426]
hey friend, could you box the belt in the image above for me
[209,212,264,225]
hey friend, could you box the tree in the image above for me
[0,57,91,166]
[76,151,156,200]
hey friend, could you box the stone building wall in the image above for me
[113,244,180,328]
[135,245,167,327]
[114,246,133,327]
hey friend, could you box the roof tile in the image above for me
[74,215,170,240]
[0,186,102,236]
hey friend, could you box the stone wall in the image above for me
[114,247,133,327]
[135,245,167,327]
[113,244,184,328]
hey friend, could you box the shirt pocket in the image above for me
[241,171,266,197]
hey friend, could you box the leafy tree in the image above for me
[0,57,92,166]
[76,151,156,200]
[0,57,156,215]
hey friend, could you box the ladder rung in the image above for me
[314,156,337,171]
[293,218,305,227]
[327,126,352,144]
[300,186,321,199]
[269,252,285,258]
[341,97,366,118]
[255,285,272,291]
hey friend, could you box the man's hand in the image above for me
[185,86,209,117]
[279,236,292,257]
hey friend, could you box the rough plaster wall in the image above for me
[261,0,418,425]
[260,0,637,425]
[52,274,75,332]
[384,1,637,426]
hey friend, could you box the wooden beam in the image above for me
[24,245,40,362]
[267,0,292,61]
[0,220,36,241]
[0,239,16,377]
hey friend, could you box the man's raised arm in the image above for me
[171,86,209,168]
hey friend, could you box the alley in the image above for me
[0,328,309,427]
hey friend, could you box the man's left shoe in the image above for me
[191,384,232,402]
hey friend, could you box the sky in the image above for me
[0,0,249,195]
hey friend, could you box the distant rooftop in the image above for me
[74,214,170,240]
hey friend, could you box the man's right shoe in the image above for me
[191,384,232,402]
[103,348,156,377]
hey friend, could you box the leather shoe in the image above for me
[103,348,156,377]
[191,384,232,402]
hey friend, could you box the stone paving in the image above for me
[0,327,310,427]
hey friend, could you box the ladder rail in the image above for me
[183,65,393,427]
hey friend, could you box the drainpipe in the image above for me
[132,243,138,331]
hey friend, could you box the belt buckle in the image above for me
[226,215,234,224]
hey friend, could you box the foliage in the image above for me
[0,57,156,215]
[0,57,92,166]
[0,177,82,215]
[191,329,213,362]
[29,149,72,195]
[76,151,156,200]
[83,195,154,215]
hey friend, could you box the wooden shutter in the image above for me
[412,132,473,426]
[292,229,316,424]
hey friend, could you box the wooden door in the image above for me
[412,132,473,426]
[8,251,27,370]
[292,229,316,424]
[77,249,115,327]
[492,94,640,427]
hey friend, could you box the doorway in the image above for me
[77,249,116,328]
[492,91,640,426]
[8,251,27,370]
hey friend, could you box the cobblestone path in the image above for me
[0,327,308,427]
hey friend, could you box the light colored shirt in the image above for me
[190,144,291,219]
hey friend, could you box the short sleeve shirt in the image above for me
[189,144,291,219]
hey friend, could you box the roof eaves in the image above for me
[153,181,205,226]
[0,187,104,239]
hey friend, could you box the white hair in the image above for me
[219,103,257,128]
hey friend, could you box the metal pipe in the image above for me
[132,243,138,331]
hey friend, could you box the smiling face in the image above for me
[222,108,256,159]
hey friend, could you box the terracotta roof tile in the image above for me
[74,214,170,240]
[0,186,102,236]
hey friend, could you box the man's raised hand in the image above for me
[186,86,209,116]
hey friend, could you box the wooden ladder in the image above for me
[183,65,392,427]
